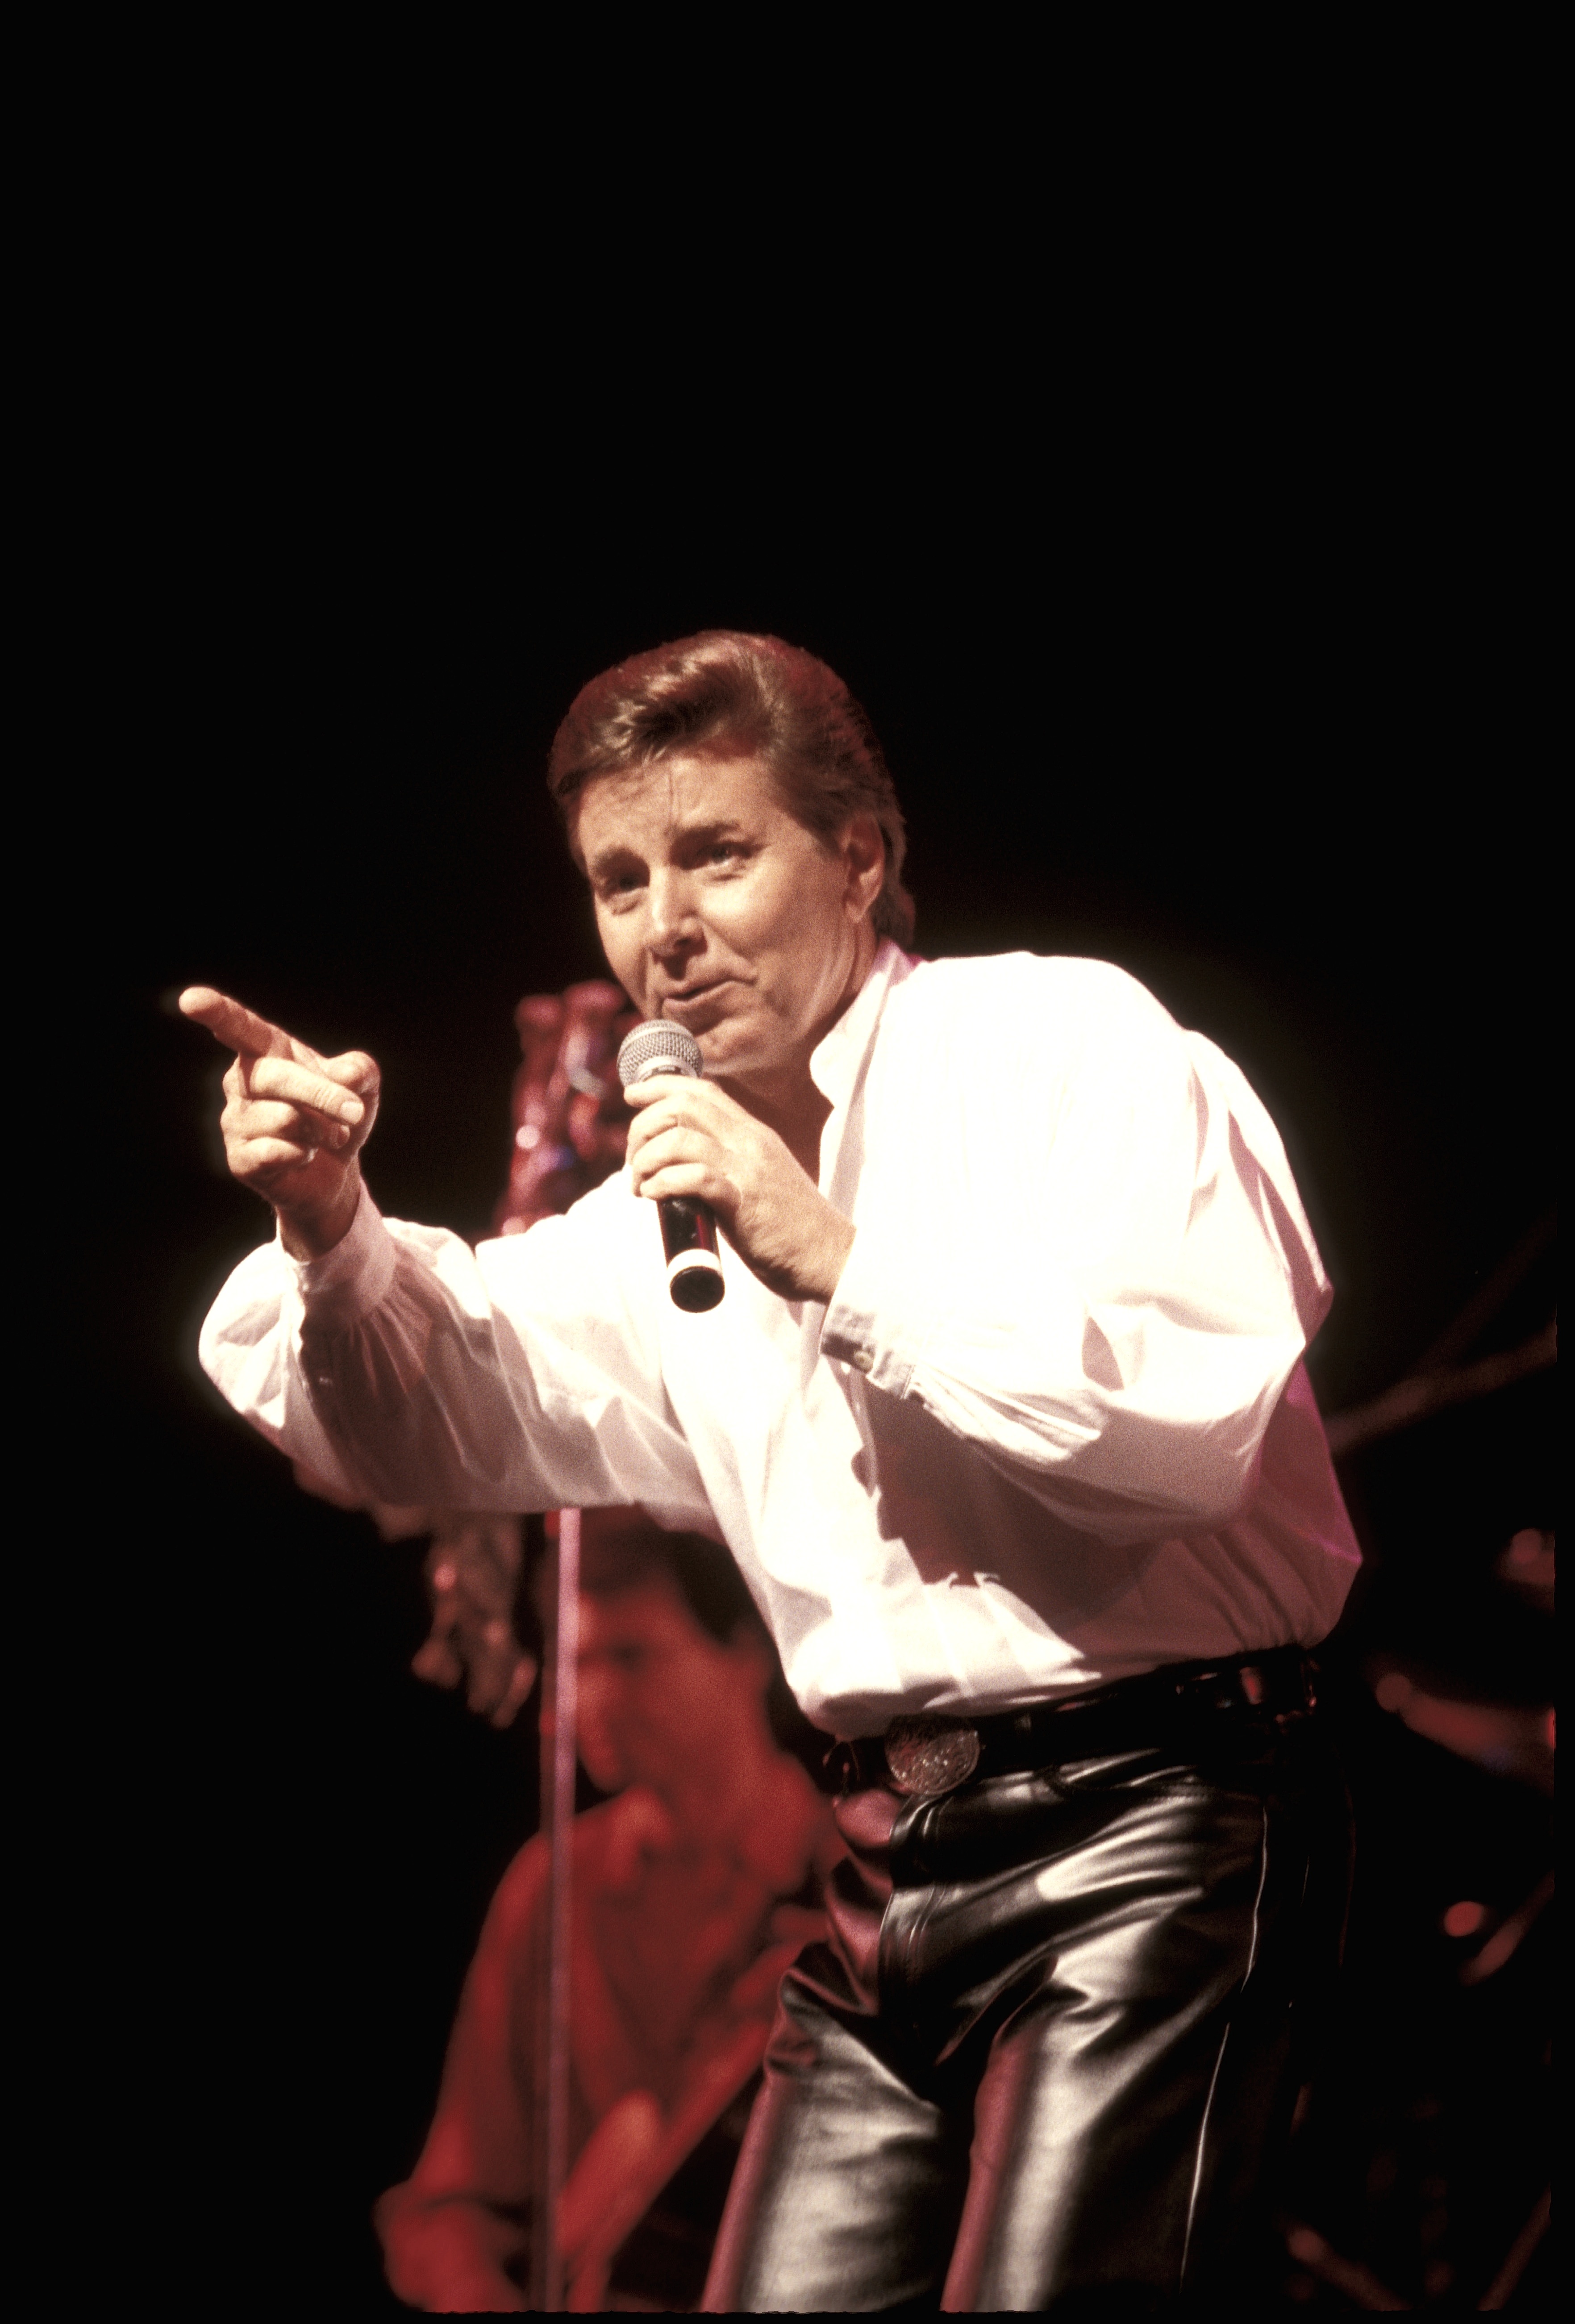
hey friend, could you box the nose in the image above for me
[646,866,705,961]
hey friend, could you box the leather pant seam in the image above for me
[886,1872,942,2015]
[1179,1793,1270,2289]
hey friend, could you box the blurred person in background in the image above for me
[375,1507,839,2314]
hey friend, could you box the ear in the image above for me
[562,793,589,876]
[839,811,886,924]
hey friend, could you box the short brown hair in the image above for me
[546,630,915,947]
[570,1510,763,1644]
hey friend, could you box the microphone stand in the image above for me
[530,1506,580,2312]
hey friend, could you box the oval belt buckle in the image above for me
[884,1715,982,1798]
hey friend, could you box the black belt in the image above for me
[836,1646,1319,1799]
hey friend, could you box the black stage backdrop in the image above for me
[88,525,1553,2310]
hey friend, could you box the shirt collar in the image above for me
[809,938,914,1115]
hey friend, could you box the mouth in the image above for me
[659,980,733,1016]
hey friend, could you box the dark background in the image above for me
[84,495,1554,2308]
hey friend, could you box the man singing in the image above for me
[186,629,1360,2311]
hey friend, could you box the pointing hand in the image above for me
[180,987,379,1258]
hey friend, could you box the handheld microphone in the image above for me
[616,1020,726,1312]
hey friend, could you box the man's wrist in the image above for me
[809,1210,856,1306]
[279,1167,362,1261]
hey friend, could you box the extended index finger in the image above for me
[178,986,290,1058]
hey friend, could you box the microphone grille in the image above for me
[617,1019,705,1088]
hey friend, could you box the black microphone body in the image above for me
[615,1021,726,1312]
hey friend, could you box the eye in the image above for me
[596,866,646,906]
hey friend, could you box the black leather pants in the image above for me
[704,1710,1348,2313]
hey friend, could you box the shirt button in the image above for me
[851,1349,874,1374]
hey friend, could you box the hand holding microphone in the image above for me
[617,1021,727,1311]
[617,1020,858,1312]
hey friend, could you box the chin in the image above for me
[690,994,797,1081]
[700,1026,775,1080]
[691,1007,751,1059]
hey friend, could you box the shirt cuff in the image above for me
[280,1182,398,1332]
[819,1220,926,1397]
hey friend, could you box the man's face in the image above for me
[574,1576,770,1802]
[572,753,880,1085]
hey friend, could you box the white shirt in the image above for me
[200,943,1361,1736]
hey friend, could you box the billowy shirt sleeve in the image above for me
[198,1173,715,1531]
[819,955,1329,1544]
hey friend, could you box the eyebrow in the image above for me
[585,818,754,880]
